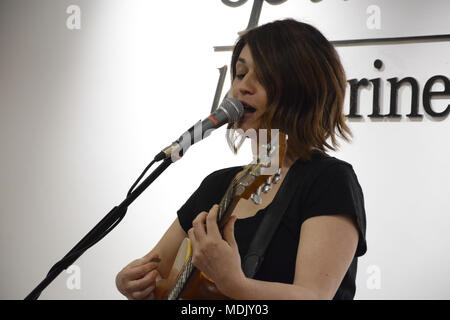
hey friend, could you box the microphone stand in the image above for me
[25,157,173,300]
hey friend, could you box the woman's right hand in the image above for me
[115,252,161,300]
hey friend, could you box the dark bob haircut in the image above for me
[230,19,352,162]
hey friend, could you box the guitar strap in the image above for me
[242,154,335,278]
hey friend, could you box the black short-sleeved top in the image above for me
[177,150,367,300]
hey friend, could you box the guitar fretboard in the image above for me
[166,174,238,300]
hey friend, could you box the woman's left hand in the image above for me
[188,204,246,297]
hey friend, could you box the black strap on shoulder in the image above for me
[242,155,336,278]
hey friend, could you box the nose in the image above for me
[237,73,257,96]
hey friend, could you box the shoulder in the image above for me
[302,152,363,201]
[290,150,359,187]
[203,166,243,180]
[194,165,244,199]
[200,166,243,189]
[314,157,359,186]
[177,165,243,233]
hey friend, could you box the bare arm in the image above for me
[115,217,187,299]
[144,218,187,279]
[223,214,359,300]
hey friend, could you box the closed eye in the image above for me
[235,73,246,80]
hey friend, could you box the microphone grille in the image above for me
[221,98,244,124]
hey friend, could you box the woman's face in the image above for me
[231,44,268,132]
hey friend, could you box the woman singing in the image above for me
[115,19,367,300]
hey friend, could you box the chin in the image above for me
[237,122,258,134]
[237,116,261,132]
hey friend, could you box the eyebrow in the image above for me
[237,57,246,64]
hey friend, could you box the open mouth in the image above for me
[242,103,257,113]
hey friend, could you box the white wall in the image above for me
[1,0,449,299]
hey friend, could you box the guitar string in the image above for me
[166,171,242,299]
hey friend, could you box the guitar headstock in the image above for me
[233,132,287,202]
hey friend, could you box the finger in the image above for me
[127,269,159,292]
[192,211,208,240]
[127,256,151,269]
[144,291,155,300]
[142,252,160,263]
[206,204,221,239]
[131,283,156,300]
[223,215,238,249]
[188,227,197,249]
[127,261,160,280]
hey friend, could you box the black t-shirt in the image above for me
[177,150,367,300]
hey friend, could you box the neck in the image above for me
[281,155,295,170]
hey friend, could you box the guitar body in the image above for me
[154,238,230,300]
[177,270,229,300]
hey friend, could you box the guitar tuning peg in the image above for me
[251,186,262,205]
[262,176,272,193]
[272,168,282,184]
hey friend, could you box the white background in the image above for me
[1,0,449,299]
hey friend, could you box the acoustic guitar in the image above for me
[154,133,287,300]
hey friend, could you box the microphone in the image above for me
[154,97,244,162]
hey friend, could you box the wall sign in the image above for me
[209,0,450,120]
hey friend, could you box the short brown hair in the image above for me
[230,19,352,162]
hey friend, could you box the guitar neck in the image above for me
[166,179,239,300]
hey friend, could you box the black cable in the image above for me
[128,159,157,196]
[26,158,163,299]
[47,158,159,276]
